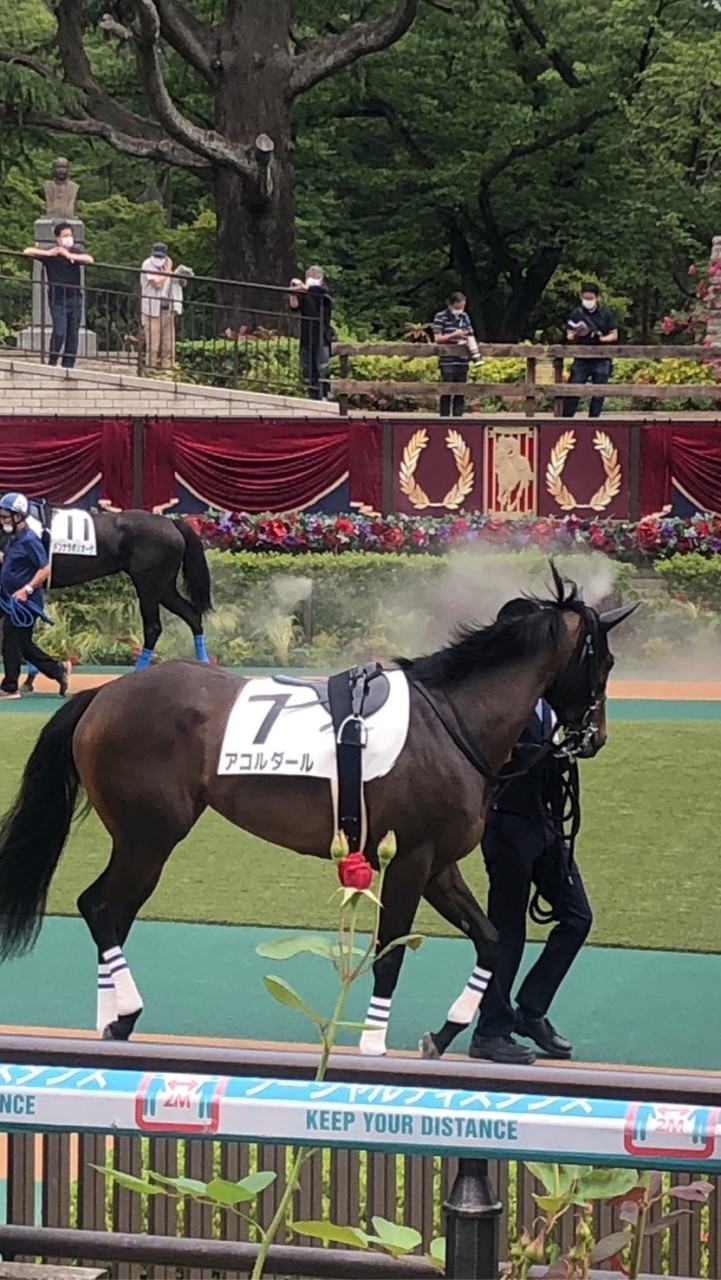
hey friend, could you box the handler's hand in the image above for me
[13,588,28,602]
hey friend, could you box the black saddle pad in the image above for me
[273,670,390,720]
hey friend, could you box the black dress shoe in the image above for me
[516,1013,572,1059]
[469,1034,537,1065]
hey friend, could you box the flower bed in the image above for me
[188,511,721,565]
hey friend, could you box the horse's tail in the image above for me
[0,687,100,960]
[178,520,213,616]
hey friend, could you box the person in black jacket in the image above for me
[289,266,333,400]
[469,598,593,1065]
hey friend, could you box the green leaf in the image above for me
[534,1194,569,1213]
[526,1163,564,1194]
[291,1219,369,1248]
[256,934,334,961]
[589,1231,632,1263]
[205,1171,277,1205]
[148,1173,209,1198]
[375,933,425,961]
[575,1169,640,1201]
[428,1236,446,1269]
[262,975,325,1026]
[368,1216,422,1254]
[93,1167,163,1197]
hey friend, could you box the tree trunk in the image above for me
[214,3,298,330]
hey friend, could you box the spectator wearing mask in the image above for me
[140,242,174,372]
[432,291,480,417]
[289,266,333,400]
[562,282,618,419]
[23,223,94,370]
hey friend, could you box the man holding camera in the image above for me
[562,282,618,419]
[432,291,482,418]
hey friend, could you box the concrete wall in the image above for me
[0,357,338,417]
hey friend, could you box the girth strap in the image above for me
[328,663,383,853]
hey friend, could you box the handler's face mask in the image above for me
[1,518,14,534]
[581,296,598,311]
[151,255,166,268]
[60,235,74,249]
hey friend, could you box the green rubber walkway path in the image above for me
[4,917,718,1070]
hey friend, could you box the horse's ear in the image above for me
[600,601,640,631]
[549,559,565,602]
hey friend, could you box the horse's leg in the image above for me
[419,863,498,1060]
[78,851,165,1040]
[130,580,163,670]
[359,844,433,1057]
[159,585,209,663]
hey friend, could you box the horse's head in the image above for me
[542,564,638,758]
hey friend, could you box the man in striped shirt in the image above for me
[432,291,474,417]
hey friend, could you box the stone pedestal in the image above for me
[17,217,97,358]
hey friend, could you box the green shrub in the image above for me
[655,553,721,610]
[41,548,635,667]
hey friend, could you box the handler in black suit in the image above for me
[470,600,593,1066]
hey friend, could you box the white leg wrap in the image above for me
[359,996,392,1056]
[96,962,118,1033]
[103,946,143,1017]
[447,966,492,1025]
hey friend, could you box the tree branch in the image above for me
[0,48,56,78]
[153,0,215,85]
[505,0,581,89]
[365,95,434,168]
[480,107,613,184]
[129,0,267,180]
[289,0,420,97]
[0,105,211,172]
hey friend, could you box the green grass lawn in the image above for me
[1,714,716,953]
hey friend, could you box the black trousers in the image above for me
[440,362,468,417]
[1,619,63,693]
[474,815,592,1039]
[562,357,612,419]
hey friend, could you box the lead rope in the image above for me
[528,754,581,925]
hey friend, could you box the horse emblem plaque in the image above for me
[484,426,537,516]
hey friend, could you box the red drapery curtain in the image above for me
[641,425,721,513]
[0,417,102,502]
[165,417,381,513]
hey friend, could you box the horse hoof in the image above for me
[102,1009,142,1041]
[419,1032,441,1060]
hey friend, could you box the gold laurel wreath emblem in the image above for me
[545,429,622,512]
[399,428,475,511]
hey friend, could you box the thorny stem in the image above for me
[628,1201,648,1280]
[249,892,366,1280]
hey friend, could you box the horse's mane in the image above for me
[396,563,587,688]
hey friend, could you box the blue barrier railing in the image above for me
[0,1062,718,1174]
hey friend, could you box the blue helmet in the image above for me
[0,493,28,516]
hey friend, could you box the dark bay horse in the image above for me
[0,567,635,1051]
[18,508,212,678]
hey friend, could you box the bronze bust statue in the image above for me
[43,157,80,218]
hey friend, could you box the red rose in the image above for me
[337,852,373,890]
[265,518,290,543]
[481,518,508,543]
[697,520,710,537]
[451,516,469,533]
[636,519,659,551]
[381,526,405,550]
[184,516,204,535]
[335,516,355,536]
[410,526,426,544]
[532,518,554,543]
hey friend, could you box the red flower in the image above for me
[636,518,659,551]
[264,518,290,543]
[381,526,405,549]
[532,518,554,543]
[481,517,507,543]
[410,526,426,544]
[67,654,79,666]
[184,516,204,535]
[335,516,355,536]
[337,852,373,890]
[451,516,469,533]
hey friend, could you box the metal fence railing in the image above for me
[0,1034,718,1280]
[0,251,316,397]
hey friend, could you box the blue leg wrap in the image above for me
[194,634,210,663]
[134,646,154,671]
[26,665,39,676]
